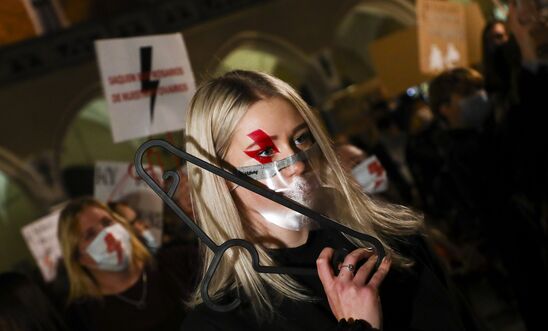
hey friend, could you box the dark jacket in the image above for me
[181,228,483,331]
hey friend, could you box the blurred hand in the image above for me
[508,1,538,62]
[316,247,391,329]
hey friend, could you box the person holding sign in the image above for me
[180,70,483,331]
[57,197,196,331]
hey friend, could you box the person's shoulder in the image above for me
[66,296,99,310]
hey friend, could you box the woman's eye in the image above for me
[101,217,113,227]
[257,146,276,157]
[294,131,313,146]
[84,229,96,241]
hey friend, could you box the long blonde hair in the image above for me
[57,197,151,302]
[185,70,423,318]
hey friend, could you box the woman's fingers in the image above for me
[316,247,387,328]
[338,248,374,281]
[368,257,391,289]
[317,247,336,286]
[352,254,378,285]
[317,247,391,289]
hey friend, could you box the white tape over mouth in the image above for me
[259,174,320,231]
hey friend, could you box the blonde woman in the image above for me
[180,70,482,331]
[58,197,196,331]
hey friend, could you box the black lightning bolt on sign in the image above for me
[140,46,160,123]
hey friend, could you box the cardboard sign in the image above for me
[21,211,62,282]
[465,2,486,66]
[369,27,432,97]
[351,155,388,194]
[94,161,164,248]
[417,0,468,74]
[95,33,196,143]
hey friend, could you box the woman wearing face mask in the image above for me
[108,201,161,253]
[58,197,196,331]
[180,70,484,331]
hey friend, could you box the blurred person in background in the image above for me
[0,272,69,331]
[108,201,160,253]
[482,19,513,103]
[336,143,368,173]
[58,197,196,331]
[483,3,548,330]
[406,67,491,242]
[406,4,548,329]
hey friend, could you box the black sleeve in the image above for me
[335,319,377,331]
[412,235,489,331]
[156,242,200,300]
[64,303,95,331]
[180,311,220,331]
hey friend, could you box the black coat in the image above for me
[181,228,483,331]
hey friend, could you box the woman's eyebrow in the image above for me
[291,123,308,135]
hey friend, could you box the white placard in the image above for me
[351,155,389,194]
[95,33,196,142]
[94,161,164,248]
[417,0,468,74]
[21,211,62,282]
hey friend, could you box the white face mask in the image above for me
[141,229,159,253]
[85,223,132,272]
[459,90,491,129]
[351,155,388,194]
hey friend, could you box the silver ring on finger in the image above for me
[339,264,356,274]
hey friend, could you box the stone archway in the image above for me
[207,31,332,106]
[332,0,417,84]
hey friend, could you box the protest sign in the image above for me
[95,33,195,142]
[21,211,62,282]
[417,0,468,74]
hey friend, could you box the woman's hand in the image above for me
[508,1,538,63]
[316,247,391,329]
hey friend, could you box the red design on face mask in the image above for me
[104,232,123,264]
[244,129,279,164]
[368,160,386,189]
[367,160,385,177]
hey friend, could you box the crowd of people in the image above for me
[1,3,547,331]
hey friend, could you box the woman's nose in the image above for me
[282,159,306,178]
[283,151,308,178]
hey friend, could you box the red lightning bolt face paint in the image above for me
[244,129,280,164]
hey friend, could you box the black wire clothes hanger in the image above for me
[134,139,386,312]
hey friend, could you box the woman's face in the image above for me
[224,97,317,231]
[76,206,120,267]
[489,22,508,48]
